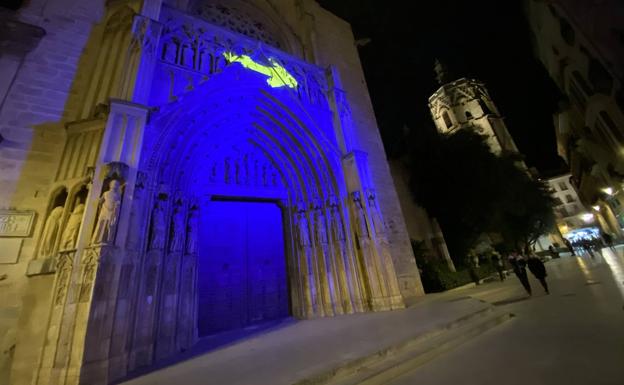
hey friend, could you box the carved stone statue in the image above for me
[330,203,346,241]
[352,192,369,239]
[91,180,122,244]
[40,206,64,257]
[367,190,385,236]
[314,208,328,244]
[170,207,185,252]
[150,202,166,250]
[224,157,232,184]
[296,210,311,248]
[186,208,198,254]
[60,204,85,250]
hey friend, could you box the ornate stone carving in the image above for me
[366,190,385,237]
[54,251,74,306]
[296,208,311,248]
[79,248,101,302]
[351,192,369,239]
[313,204,328,245]
[150,201,167,250]
[60,204,85,251]
[329,198,346,242]
[157,7,330,107]
[40,206,64,257]
[91,180,123,245]
[186,207,198,254]
[192,2,282,48]
[169,205,185,252]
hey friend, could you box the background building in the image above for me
[546,173,598,244]
[525,0,624,239]
[428,61,521,156]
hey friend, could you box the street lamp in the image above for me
[602,187,614,196]
[581,213,595,223]
[592,205,601,211]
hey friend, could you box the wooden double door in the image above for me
[197,200,289,336]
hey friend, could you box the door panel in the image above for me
[197,201,288,336]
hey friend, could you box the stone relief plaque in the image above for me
[0,210,36,237]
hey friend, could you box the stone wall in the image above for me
[306,2,423,300]
[0,1,425,384]
[0,1,104,384]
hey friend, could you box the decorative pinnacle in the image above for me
[434,58,449,85]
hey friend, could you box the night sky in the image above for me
[318,0,566,174]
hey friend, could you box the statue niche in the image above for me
[149,200,167,250]
[169,204,185,253]
[91,179,123,245]
[185,206,198,254]
[60,204,85,251]
[40,206,64,258]
[39,188,68,258]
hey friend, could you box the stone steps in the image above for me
[294,305,513,385]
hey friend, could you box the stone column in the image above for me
[35,100,151,385]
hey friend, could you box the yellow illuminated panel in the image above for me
[223,52,298,89]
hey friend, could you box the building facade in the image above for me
[525,0,624,237]
[546,173,599,242]
[0,1,423,384]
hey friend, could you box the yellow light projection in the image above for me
[223,52,298,89]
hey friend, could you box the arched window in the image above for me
[442,111,453,129]
[465,111,473,119]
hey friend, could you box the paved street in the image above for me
[389,247,624,385]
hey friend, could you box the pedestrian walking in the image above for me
[527,253,550,294]
[466,249,480,285]
[548,245,559,259]
[602,232,615,250]
[564,238,576,256]
[508,251,532,296]
[491,250,505,281]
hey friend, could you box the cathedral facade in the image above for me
[0,1,423,384]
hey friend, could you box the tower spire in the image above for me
[434,58,449,85]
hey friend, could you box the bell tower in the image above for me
[428,60,520,155]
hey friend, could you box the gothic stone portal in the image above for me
[31,4,412,385]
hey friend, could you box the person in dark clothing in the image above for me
[491,250,505,281]
[602,232,614,249]
[527,254,549,294]
[466,250,480,285]
[508,251,531,296]
[564,239,576,256]
[548,245,559,259]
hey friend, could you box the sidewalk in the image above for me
[119,295,496,385]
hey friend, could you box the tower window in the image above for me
[560,18,575,46]
[465,111,473,119]
[442,111,453,129]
